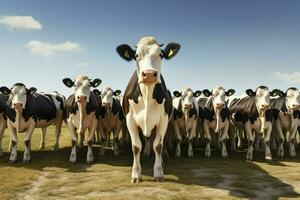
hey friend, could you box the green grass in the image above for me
[0,126,300,200]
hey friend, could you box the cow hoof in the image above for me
[23,159,31,164]
[53,145,59,151]
[69,160,76,165]
[154,176,164,182]
[265,155,272,161]
[87,161,94,165]
[8,159,16,164]
[131,177,142,184]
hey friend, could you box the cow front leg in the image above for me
[254,133,261,151]
[289,126,298,157]
[78,131,84,149]
[143,137,151,157]
[98,122,106,156]
[264,123,272,161]
[221,123,229,158]
[113,122,121,156]
[127,114,142,183]
[245,122,254,161]
[87,118,97,164]
[174,121,181,157]
[153,114,168,182]
[67,120,78,164]
[23,124,35,163]
[275,120,284,158]
[229,125,236,152]
[39,128,46,150]
[188,121,197,157]
[237,128,244,149]
[204,120,211,158]
[8,123,17,163]
[0,119,6,157]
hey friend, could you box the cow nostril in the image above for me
[153,72,157,77]
[142,72,147,78]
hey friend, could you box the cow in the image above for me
[63,75,102,164]
[172,88,202,157]
[93,87,124,156]
[0,93,8,157]
[228,86,279,161]
[198,86,235,158]
[116,36,180,183]
[271,87,300,158]
[0,84,65,163]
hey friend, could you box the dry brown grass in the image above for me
[0,126,300,200]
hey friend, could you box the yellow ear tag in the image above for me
[168,49,174,57]
[124,50,130,58]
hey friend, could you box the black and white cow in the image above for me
[228,86,279,161]
[271,87,300,158]
[116,36,180,183]
[63,75,102,164]
[173,88,201,157]
[0,93,8,157]
[0,83,65,163]
[93,87,124,156]
[198,86,235,158]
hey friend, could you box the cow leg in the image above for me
[54,112,63,151]
[78,132,84,149]
[23,123,35,163]
[127,115,142,183]
[143,137,151,157]
[245,122,254,161]
[67,120,78,164]
[39,128,46,150]
[229,125,236,152]
[237,128,244,149]
[264,123,272,160]
[8,124,18,163]
[221,123,229,158]
[0,119,6,157]
[275,120,284,158]
[204,120,211,158]
[270,127,278,150]
[113,122,121,156]
[174,121,181,157]
[99,122,106,156]
[153,114,168,182]
[254,133,261,151]
[289,126,298,157]
[188,121,196,157]
[87,118,97,164]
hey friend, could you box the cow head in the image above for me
[116,36,180,84]
[246,86,279,112]
[277,87,300,114]
[202,86,235,112]
[93,87,121,110]
[0,83,37,112]
[174,88,201,112]
[63,75,101,103]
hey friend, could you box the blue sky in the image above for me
[0,0,300,96]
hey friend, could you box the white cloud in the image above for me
[273,71,300,84]
[25,40,84,56]
[0,15,42,30]
[76,62,88,67]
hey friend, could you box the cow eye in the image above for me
[135,54,139,59]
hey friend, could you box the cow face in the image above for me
[174,88,201,111]
[246,86,279,112]
[116,36,180,84]
[278,87,300,114]
[0,83,37,111]
[93,87,121,109]
[63,75,101,103]
[203,86,235,111]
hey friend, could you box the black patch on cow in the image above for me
[64,92,100,119]
[152,78,172,117]
[199,97,230,122]
[133,145,140,156]
[11,140,17,147]
[87,140,93,147]
[24,140,30,147]
[155,143,162,154]
[173,108,183,120]
[0,94,8,115]
[6,93,57,123]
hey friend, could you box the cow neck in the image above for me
[77,101,87,134]
[257,108,266,133]
[139,82,155,136]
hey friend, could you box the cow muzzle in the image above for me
[184,104,192,110]
[77,95,87,103]
[289,104,300,111]
[141,70,158,83]
[215,103,225,110]
[13,103,23,110]
[259,104,269,111]
[102,102,111,109]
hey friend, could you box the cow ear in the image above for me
[93,89,101,96]
[173,91,181,98]
[202,89,212,97]
[91,79,102,87]
[0,86,11,95]
[63,78,74,88]
[193,90,202,97]
[113,90,121,96]
[28,87,37,95]
[225,89,235,96]
[270,89,284,97]
[246,89,255,97]
[116,44,135,61]
[163,43,180,60]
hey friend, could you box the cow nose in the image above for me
[13,103,22,108]
[141,70,157,83]
[261,104,269,109]
[291,104,300,109]
[77,96,87,102]
[103,102,111,107]
[184,104,192,109]
[216,103,224,109]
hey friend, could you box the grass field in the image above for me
[0,125,300,200]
